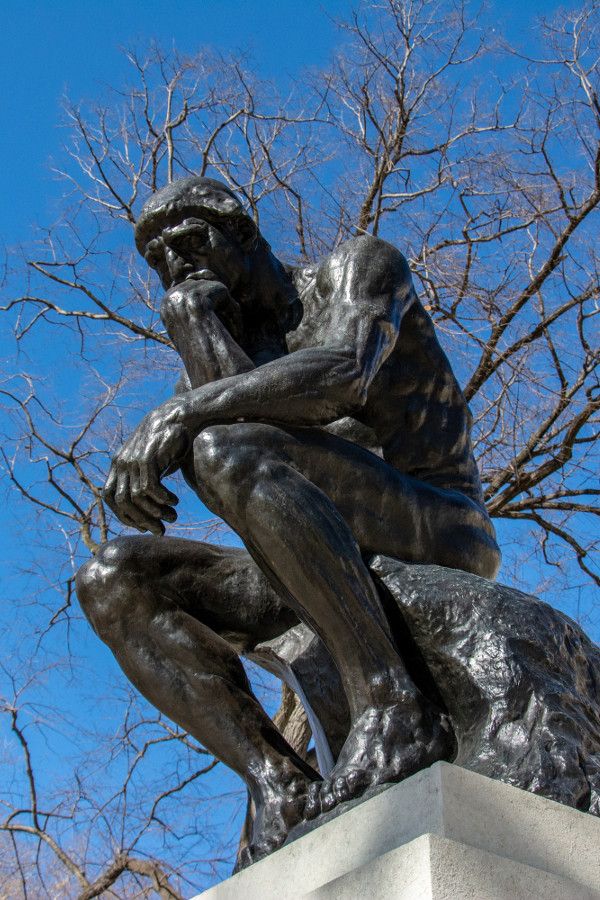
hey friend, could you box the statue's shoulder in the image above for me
[317,234,412,292]
[325,233,406,264]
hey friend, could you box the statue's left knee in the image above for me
[193,424,277,509]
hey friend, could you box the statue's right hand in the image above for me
[162,277,243,342]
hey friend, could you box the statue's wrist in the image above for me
[167,393,205,432]
[156,396,188,427]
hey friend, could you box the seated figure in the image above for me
[76,176,501,863]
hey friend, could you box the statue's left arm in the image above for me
[105,237,414,531]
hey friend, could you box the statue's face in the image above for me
[143,215,251,293]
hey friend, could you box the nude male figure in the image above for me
[76,176,500,863]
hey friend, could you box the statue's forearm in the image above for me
[171,306,255,390]
[158,272,399,436]
[169,347,365,432]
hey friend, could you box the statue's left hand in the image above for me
[103,403,191,534]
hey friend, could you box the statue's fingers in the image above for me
[140,517,166,537]
[119,510,145,531]
[113,470,140,524]
[138,458,179,507]
[114,470,164,534]
[131,462,178,524]
[103,463,118,505]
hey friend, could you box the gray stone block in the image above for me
[308,834,598,899]
[194,762,600,899]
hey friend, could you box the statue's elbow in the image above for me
[347,370,370,411]
[328,350,371,413]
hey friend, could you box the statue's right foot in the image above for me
[314,696,452,816]
[240,767,321,868]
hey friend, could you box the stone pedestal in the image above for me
[195,762,600,899]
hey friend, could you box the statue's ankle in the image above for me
[353,670,424,712]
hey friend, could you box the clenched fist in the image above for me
[161,276,244,343]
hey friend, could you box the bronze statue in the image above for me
[77,177,600,866]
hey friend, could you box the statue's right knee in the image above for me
[75,538,141,644]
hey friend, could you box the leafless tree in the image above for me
[1,2,598,893]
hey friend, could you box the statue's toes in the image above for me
[304,781,322,819]
[247,833,284,866]
[332,775,352,804]
[236,846,254,870]
[332,769,366,803]
[319,779,338,813]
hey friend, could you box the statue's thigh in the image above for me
[118,535,299,651]
[243,424,495,572]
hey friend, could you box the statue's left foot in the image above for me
[313,697,452,817]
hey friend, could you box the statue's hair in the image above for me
[134,176,264,256]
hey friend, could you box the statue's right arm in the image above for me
[161,278,255,394]
[103,277,254,534]
[167,237,415,433]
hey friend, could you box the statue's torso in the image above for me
[285,243,484,503]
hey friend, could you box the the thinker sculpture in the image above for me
[77,177,600,867]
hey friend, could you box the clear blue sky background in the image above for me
[0,0,588,592]
[1,0,592,617]
[3,0,353,243]
[0,0,595,891]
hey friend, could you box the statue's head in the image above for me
[134,176,301,331]
[134,176,261,289]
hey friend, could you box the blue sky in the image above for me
[1,0,580,244]
[2,0,351,243]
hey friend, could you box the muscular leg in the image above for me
[192,423,499,810]
[79,281,329,861]
[76,536,319,859]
